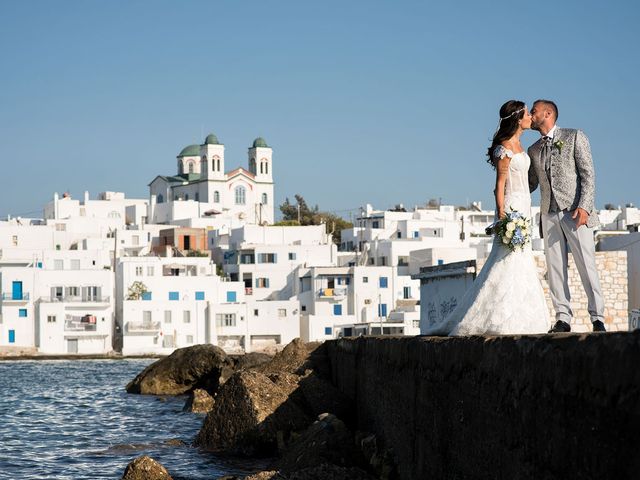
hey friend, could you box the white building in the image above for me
[148,134,275,227]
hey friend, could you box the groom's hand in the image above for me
[572,207,589,227]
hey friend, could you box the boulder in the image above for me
[297,372,354,420]
[126,344,233,395]
[255,338,326,376]
[275,413,366,474]
[183,388,215,413]
[231,352,273,371]
[242,472,278,480]
[121,455,172,480]
[194,370,311,455]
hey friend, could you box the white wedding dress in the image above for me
[425,146,550,335]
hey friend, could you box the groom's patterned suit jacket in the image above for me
[528,128,600,228]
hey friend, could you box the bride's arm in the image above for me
[494,155,511,219]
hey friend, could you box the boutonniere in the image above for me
[554,140,564,153]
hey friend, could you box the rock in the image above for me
[194,370,311,455]
[286,463,375,480]
[121,455,172,480]
[275,413,366,474]
[297,372,354,420]
[126,344,233,395]
[183,388,215,413]
[164,438,187,447]
[255,338,326,376]
[242,472,278,480]
[231,352,273,371]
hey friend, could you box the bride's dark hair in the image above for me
[486,100,526,169]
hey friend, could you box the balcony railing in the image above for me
[126,320,161,333]
[40,296,111,303]
[65,320,98,332]
[318,287,348,298]
[1,292,30,301]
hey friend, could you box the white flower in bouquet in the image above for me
[502,237,510,244]
[506,222,516,232]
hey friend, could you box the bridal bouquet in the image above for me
[485,209,531,251]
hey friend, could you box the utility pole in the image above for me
[297,203,301,225]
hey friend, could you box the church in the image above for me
[149,134,275,225]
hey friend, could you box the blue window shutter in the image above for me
[8,330,15,343]
[273,253,277,263]
[378,303,387,317]
[19,309,27,317]
[333,304,342,316]
[379,277,388,288]
[227,291,237,302]
[265,278,270,288]
[141,292,152,301]
[169,291,179,301]
[324,327,332,335]
[195,291,205,301]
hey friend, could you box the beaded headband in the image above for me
[494,106,526,136]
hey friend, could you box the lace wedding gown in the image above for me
[425,146,550,335]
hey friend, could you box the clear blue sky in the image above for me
[1,0,638,219]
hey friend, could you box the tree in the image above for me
[277,194,352,245]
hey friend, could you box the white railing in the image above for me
[126,320,161,333]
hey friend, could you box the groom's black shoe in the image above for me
[549,320,571,333]
[592,320,607,332]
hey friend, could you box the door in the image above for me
[12,281,23,300]
[67,339,78,354]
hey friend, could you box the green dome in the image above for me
[177,144,201,157]
[204,133,220,145]
[252,137,269,148]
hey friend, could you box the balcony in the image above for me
[126,319,161,334]
[1,292,30,303]
[65,315,98,332]
[40,296,111,304]
[318,287,348,299]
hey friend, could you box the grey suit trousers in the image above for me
[542,210,605,324]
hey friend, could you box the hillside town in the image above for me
[1,134,639,356]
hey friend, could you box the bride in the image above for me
[425,100,550,335]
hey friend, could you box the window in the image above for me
[262,193,268,204]
[8,330,15,343]
[70,259,80,270]
[255,278,270,288]
[85,286,99,301]
[216,158,220,171]
[258,253,277,263]
[213,191,220,203]
[132,235,140,246]
[226,291,237,303]
[195,192,199,202]
[216,313,236,327]
[142,292,152,301]
[235,186,246,205]
[333,304,342,316]
[188,162,194,174]
[378,303,387,317]
[186,335,194,344]
[157,194,164,204]
[379,277,388,288]
[164,311,172,324]
[264,162,268,174]
[278,308,286,317]
[169,291,179,301]
[363,276,369,283]
[397,231,402,238]
[19,309,27,318]
[54,259,64,270]
[135,266,143,276]
[47,315,56,323]
[253,309,259,316]
[12,235,18,246]
[325,327,332,336]
[183,311,191,323]
[288,252,296,261]
[185,194,189,201]
[56,223,66,231]
[403,286,411,299]
[52,286,63,300]
[413,231,420,238]
[195,291,205,301]
[143,311,152,322]
[372,221,380,229]
[147,266,154,276]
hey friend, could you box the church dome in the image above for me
[177,144,201,157]
[204,133,220,145]
[252,137,269,148]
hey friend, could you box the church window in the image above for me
[261,193,268,204]
[250,158,256,173]
[217,159,220,171]
[265,162,268,174]
[213,191,220,203]
[157,194,164,204]
[188,162,194,174]
[260,163,263,174]
[235,186,246,205]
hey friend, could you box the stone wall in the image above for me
[327,334,640,480]
[478,251,628,331]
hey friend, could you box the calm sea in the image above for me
[0,359,268,480]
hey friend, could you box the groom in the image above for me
[528,99,606,333]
